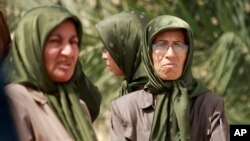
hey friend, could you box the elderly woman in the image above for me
[95,11,149,96]
[4,6,99,141]
[110,15,229,141]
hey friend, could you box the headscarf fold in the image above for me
[95,11,149,96]
[142,15,208,141]
[3,5,98,141]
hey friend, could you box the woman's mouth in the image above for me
[162,63,177,68]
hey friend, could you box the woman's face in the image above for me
[102,48,124,77]
[152,29,188,80]
[44,19,79,82]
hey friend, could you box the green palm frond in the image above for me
[193,0,250,123]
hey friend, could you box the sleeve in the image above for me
[209,98,229,141]
[5,86,33,141]
[110,101,129,141]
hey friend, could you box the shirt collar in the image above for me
[27,87,48,105]
[138,90,155,109]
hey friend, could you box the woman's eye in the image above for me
[70,37,79,44]
[48,38,60,43]
[70,40,78,44]
[174,41,185,45]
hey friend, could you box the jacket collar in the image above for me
[138,90,155,109]
[27,87,48,105]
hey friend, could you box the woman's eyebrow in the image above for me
[153,40,168,44]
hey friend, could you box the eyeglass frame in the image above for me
[151,41,189,55]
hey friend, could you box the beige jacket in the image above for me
[5,83,91,141]
[110,90,229,141]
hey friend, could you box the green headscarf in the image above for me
[3,5,98,141]
[142,15,208,140]
[95,11,149,96]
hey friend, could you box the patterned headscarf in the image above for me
[3,5,98,141]
[95,11,149,96]
[142,15,208,141]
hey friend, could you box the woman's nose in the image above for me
[164,46,176,58]
[61,44,74,56]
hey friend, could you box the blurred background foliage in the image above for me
[1,0,249,140]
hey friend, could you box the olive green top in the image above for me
[95,11,149,96]
[142,15,208,141]
[4,5,98,141]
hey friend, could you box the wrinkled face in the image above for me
[152,29,188,80]
[102,48,124,77]
[44,19,79,82]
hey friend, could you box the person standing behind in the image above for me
[110,15,229,141]
[95,11,149,96]
[0,10,18,141]
[0,11,11,62]
[4,5,98,141]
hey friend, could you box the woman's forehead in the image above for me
[153,29,186,43]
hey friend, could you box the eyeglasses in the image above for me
[152,42,188,55]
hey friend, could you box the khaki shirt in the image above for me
[110,90,229,141]
[5,83,91,141]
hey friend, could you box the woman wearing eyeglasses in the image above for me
[110,15,229,141]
